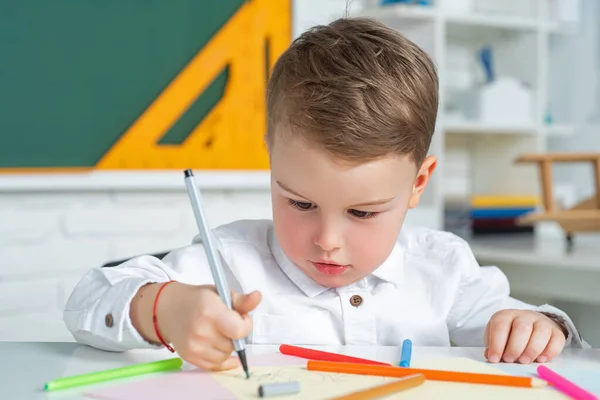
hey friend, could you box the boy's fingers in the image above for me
[189,355,240,373]
[502,317,533,362]
[232,290,262,315]
[185,346,232,370]
[214,357,242,372]
[483,323,490,359]
[211,332,235,354]
[518,321,552,364]
[487,316,512,363]
[215,309,252,340]
[537,330,566,362]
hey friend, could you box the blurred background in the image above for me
[0,0,598,346]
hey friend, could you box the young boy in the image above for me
[64,18,586,372]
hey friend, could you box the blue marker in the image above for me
[399,339,412,367]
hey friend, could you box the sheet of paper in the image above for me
[87,356,570,400]
[210,358,569,399]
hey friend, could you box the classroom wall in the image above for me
[0,190,273,340]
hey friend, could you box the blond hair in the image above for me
[266,17,438,166]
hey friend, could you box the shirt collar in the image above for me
[370,241,404,286]
[268,226,404,296]
[268,227,331,298]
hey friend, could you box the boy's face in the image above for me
[269,132,436,288]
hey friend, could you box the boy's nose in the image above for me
[313,224,343,252]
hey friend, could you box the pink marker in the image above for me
[537,365,598,400]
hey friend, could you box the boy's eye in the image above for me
[288,199,314,211]
[348,209,379,219]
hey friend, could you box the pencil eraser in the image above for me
[258,381,301,397]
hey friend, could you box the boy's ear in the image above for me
[408,155,437,209]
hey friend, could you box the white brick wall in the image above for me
[0,189,272,341]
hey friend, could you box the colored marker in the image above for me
[43,357,183,391]
[400,339,412,367]
[258,381,301,397]
[279,344,389,366]
[537,365,598,400]
[307,360,548,388]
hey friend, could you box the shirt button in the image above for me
[105,313,114,328]
[349,294,363,307]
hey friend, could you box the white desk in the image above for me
[3,342,599,399]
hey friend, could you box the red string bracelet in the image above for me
[153,280,176,353]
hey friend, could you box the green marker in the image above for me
[44,357,183,391]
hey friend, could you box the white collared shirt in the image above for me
[63,219,585,351]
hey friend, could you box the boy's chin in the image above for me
[309,271,360,289]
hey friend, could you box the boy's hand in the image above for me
[483,309,567,364]
[135,282,261,371]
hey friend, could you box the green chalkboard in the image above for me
[0,1,244,169]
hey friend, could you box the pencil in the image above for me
[331,374,425,400]
[307,360,547,388]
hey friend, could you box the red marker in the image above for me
[279,344,390,366]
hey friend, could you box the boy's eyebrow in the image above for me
[350,197,396,207]
[276,180,312,200]
[276,180,395,207]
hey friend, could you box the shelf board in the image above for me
[445,121,538,135]
[0,170,272,192]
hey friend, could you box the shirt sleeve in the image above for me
[63,241,241,352]
[445,239,588,349]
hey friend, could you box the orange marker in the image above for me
[331,374,425,400]
[307,360,547,388]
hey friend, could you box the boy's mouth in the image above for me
[311,261,349,275]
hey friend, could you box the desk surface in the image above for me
[3,342,599,399]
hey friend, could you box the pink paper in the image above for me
[86,370,233,400]
[86,353,304,400]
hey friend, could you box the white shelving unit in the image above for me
[355,0,580,231]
